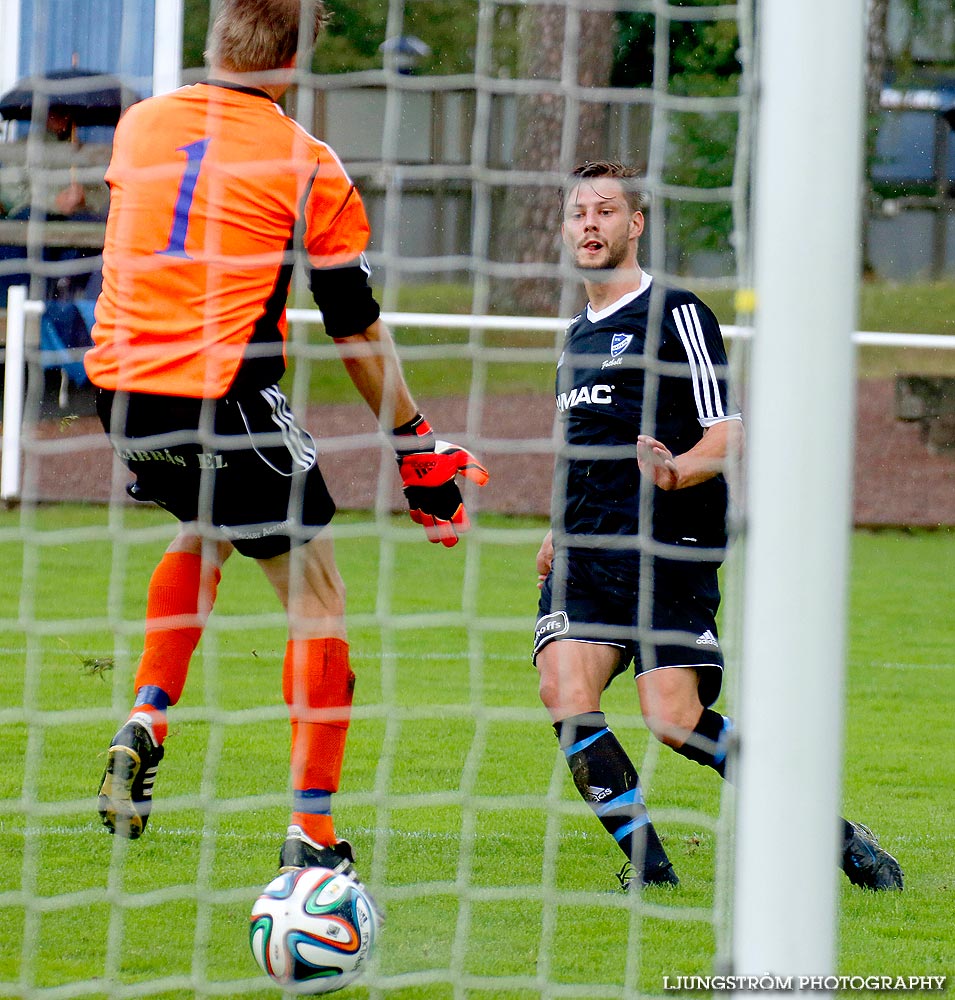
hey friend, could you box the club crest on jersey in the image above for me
[610,333,633,357]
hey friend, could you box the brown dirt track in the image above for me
[21,378,955,527]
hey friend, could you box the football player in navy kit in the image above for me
[533,160,903,891]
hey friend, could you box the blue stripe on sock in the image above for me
[293,790,332,815]
[714,716,733,764]
[563,727,610,758]
[613,814,651,842]
[134,685,170,711]
[595,787,645,817]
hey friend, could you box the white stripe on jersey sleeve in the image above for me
[684,303,725,420]
[671,302,725,422]
[700,413,742,428]
[671,306,705,416]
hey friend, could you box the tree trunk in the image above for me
[492,3,615,316]
[865,0,890,119]
[862,0,890,275]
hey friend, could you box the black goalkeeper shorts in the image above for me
[533,547,724,707]
[96,385,336,560]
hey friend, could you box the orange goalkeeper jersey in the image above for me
[85,81,371,398]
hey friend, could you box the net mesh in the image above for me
[1,0,753,996]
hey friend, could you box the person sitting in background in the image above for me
[0,107,108,221]
[0,106,109,331]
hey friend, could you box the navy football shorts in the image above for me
[97,385,336,560]
[534,546,724,707]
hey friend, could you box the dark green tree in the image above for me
[614,5,742,273]
[183,0,211,69]
[181,0,481,75]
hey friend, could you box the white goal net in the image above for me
[0,0,783,997]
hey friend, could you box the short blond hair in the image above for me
[205,0,328,73]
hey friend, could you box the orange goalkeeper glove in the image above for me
[394,414,489,547]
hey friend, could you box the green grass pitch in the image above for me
[0,505,951,998]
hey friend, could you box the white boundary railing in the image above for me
[3,290,955,505]
[1,286,44,501]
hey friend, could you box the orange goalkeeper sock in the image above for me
[283,637,355,846]
[291,812,337,848]
[134,551,221,709]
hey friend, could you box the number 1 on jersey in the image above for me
[157,138,211,259]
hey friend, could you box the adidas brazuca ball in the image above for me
[250,867,380,994]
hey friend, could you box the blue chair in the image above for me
[39,299,94,406]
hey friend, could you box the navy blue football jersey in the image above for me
[553,276,738,551]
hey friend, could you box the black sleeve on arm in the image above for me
[309,258,381,338]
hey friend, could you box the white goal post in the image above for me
[733,0,867,990]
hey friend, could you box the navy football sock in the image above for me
[554,712,670,871]
[672,708,732,778]
[134,685,171,712]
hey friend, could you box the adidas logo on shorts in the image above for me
[696,630,719,648]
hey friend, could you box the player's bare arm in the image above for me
[335,319,488,546]
[333,318,419,427]
[536,529,554,589]
[637,418,744,492]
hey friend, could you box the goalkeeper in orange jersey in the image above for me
[86,0,487,878]
[533,160,902,891]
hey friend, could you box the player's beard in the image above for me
[574,231,630,278]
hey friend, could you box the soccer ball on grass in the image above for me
[250,866,380,994]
